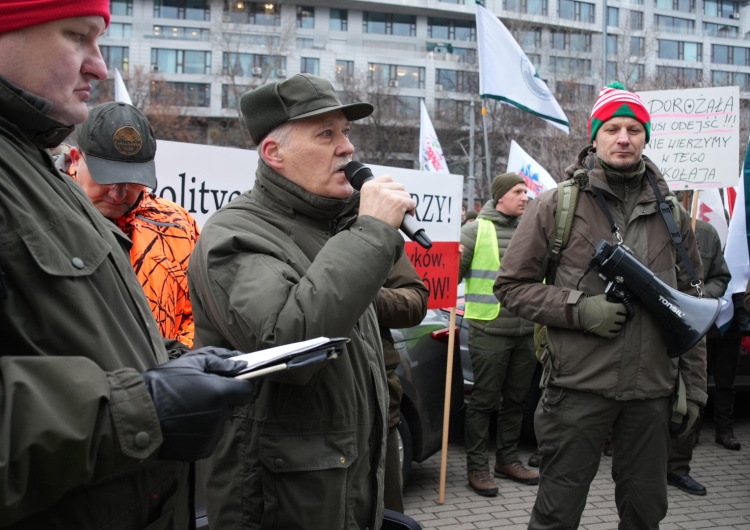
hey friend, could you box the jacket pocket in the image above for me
[21,214,110,277]
[259,430,357,528]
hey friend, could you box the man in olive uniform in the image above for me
[188,74,417,528]
[460,172,538,496]
[0,2,255,528]
[496,83,706,529]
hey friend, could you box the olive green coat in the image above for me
[0,79,190,528]
[189,161,404,529]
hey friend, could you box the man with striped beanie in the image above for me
[495,82,707,529]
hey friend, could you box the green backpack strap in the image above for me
[548,179,579,284]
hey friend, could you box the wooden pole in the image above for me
[438,306,457,505]
[691,190,700,231]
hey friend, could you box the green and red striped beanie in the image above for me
[588,82,651,143]
[0,0,110,33]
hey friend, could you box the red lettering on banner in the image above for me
[405,241,460,309]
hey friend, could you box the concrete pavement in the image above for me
[403,416,750,529]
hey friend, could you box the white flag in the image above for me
[419,101,449,173]
[695,188,729,248]
[114,68,133,105]
[506,140,557,199]
[715,172,750,330]
[475,2,569,134]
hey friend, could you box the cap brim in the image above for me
[85,155,157,189]
[290,102,374,123]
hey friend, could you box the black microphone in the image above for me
[344,161,432,249]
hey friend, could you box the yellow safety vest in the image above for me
[464,218,500,320]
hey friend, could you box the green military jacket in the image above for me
[188,160,403,529]
[0,81,191,526]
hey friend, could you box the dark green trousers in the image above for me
[530,386,671,530]
[464,330,536,470]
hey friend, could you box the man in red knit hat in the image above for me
[0,3,256,528]
[496,82,707,529]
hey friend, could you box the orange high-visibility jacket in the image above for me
[115,194,199,348]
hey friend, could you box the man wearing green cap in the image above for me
[459,172,538,497]
[188,73,418,528]
[495,83,707,528]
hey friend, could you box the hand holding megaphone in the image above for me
[345,161,432,249]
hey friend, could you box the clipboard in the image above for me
[232,337,350,380]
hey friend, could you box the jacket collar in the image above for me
[0,76,74,149]
[253,158,357,224]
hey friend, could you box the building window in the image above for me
[515,28,542,49]
[336,60,355,83]
[712,70,750,91]
[712,44,750,66]
[549,56,592,76]
[630,36,644,56]
[380,96,420,119]
[363,12,417,36]
[330,9,348,31]
[435,69,478,93]
[452,47,478,64]
[703,22,738,37]
[504,0,548,15]
[151,49,211,74]
[151,81,210,107]
[556,82,595,105]
[630,10,644,29]
[225,1,280,25]
[369,63,425,89]
[222,84,252,108]
[527,54,541,70]
[154,0,210,21]
[654,15,696,34]
[222,52,285,77]
[301,57,320,75]
[152,25,209,40]
[559,0,596,23]
[655,0,696,12]
[550,31,592,52]
[607,35,618,55]
[110,0,133,16]
[658,40,701,61]
[436,99,471,126]
[428,17,476,41]
[297,6,315,29]
[101,46,129,72]
[296,38,314,48]
[607,7,619,26]
[703,0,739,18]
[107,22,132,38]
[656,66,701,84]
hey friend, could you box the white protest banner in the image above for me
[639,86,739,189]
[154,140,463,308]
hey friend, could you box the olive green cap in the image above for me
[240,74,373,145]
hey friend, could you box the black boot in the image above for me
[716,429,741,450]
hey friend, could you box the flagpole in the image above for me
[468,100,476,213]
[481,100,492,194]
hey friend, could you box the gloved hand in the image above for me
[577,294,628,338]
[674,400,702,439]
[141,346,256,461]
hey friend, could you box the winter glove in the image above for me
[671,399,702,438]
[141,346,255,461]
[577,294,628,338]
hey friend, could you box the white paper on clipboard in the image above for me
[231,337,349,379]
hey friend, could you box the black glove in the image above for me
[141,346,255,461]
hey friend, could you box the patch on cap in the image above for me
[113,126,143,156]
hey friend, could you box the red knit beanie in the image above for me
[0,0,110,34]
[588,81,651,143]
